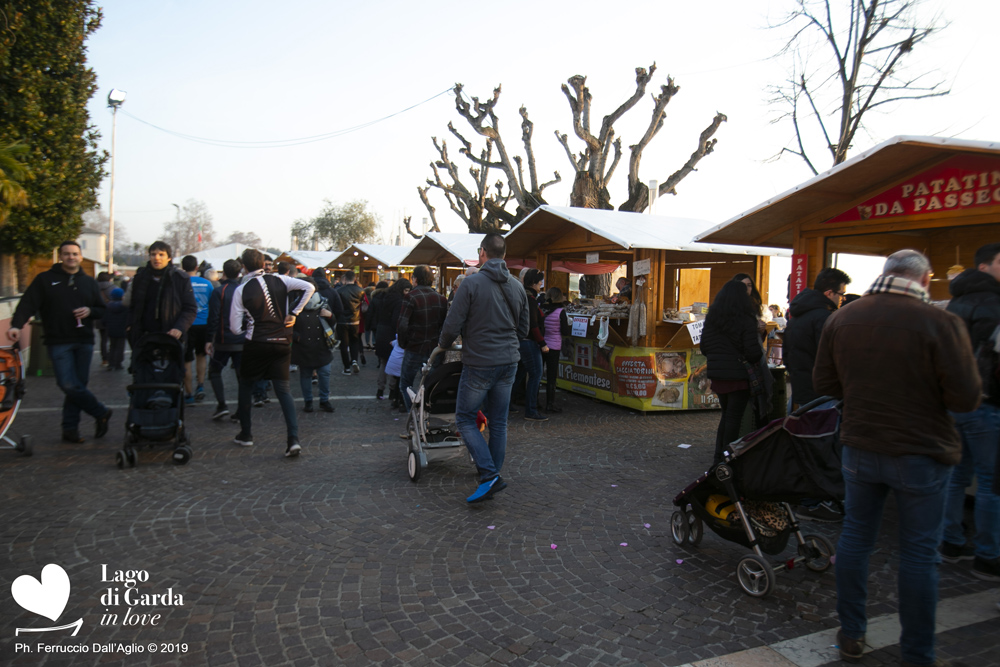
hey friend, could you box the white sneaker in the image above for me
[351,361,360,374]
[285,440,301,457]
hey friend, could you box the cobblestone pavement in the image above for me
[1,349,997,666]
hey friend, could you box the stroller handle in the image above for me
[790,395,841,416]
[427,345,461,366]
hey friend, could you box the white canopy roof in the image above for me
[186,243,263,271]
[346,244,414,268]
[400,232,485,266]
[281,250,342,268]
[506,205,789,256]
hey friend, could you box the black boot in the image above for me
[545,402,562,414]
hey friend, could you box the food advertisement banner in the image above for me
[555,341,718,411]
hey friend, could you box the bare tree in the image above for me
[162,199,215,256]
[769,0,948,174]
[225,230,263,247]
[557,64,727,212]
[414,85,561,238]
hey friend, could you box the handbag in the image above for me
[320,318,338,349]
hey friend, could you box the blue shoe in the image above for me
[185,395,195,405]
[466,476,506,503]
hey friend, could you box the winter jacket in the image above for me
[230,271,315,345]
[540,301,571,350]
[95,279,114,330]
[11,264,106,345]
[373,289,405,360]
[206,278,245,350]
[813,290,980,465]
[338,283,364,325]
[397,285,448,355]
[699,313,763,381]
[125,263,197,346]
[365,287,386,332]
[438,258,529,367]
[103,300,129,339]
[522,286,546,344]
[947,268,1000,407]
[784,288,840,405]
[291,293,335,367]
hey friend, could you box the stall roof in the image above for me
[277,250,342,268]
[505,205,789,257]
[331,244,413,269]
[695,135,1000,248]
[188,243,265,270]
[400,233,485,267]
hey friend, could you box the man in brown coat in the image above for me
[813,249,980,666]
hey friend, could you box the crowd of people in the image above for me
[6,235,567,478]
[701,246,1000,667]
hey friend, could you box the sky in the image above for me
[86,0,999,268]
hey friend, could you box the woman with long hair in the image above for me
[700,281,764,464]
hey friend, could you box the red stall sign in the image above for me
[790,254,808,301]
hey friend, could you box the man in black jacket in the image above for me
[940,242,1000,581]
[784,267,851,408]
[784,266,850,523]
[124,241,197,348]
[337,271,365,375]
[7,241,113,443]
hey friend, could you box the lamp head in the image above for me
[108,88,127,108]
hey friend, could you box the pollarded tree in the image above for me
[769,0,947,174]
[0,1,107,289]
[557,64,727,213]
[162,199,216,256]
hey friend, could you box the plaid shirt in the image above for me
[864,274,930,303]
[397,285,448,354]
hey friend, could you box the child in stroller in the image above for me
[405,346,467,481]
[117,333,192,468]
[672,397,843,597]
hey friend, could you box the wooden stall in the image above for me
[696,136,1000,303]
[329,244,413,286]
[400,232,484,296]
[273,250,341,274]
[504,206,787,412]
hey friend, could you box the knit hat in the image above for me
[110,287,124,301]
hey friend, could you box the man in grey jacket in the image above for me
[439,234,529,502]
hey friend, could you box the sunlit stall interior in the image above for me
[329,244,413,285]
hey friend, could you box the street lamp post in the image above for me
[107,88,127,273]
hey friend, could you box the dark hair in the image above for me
[222,259,241,280]
[181,255,198,272]
[388,278,411,296]
[376,280,389,289]
[276,261,292,275]
[313,266,329,281]
[96,271,110,282]
[263,254,273,262]
[523,268,544,289]
[731,273,763,315]
[975,243,1000,268]
[148,241,172,257]
[706,281,758,337]
[413,265,434,287]
[58,240,82,253]
[481,234,505,259]
[241,248,264,272]
[814,267,851,294]
[343,270,356,283]
[546,287,564,303]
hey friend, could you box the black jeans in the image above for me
[715,389,750,464]
[544,348,561,406]
[338,324,361,369]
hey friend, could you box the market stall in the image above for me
[695,136,1000,303]
[504,205,788,412]
[329,244,413,285]
[272,250,342,273]
[399,232,485,295]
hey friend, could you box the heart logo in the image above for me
[11,564,71,622]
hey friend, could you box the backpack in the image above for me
[974,323,1000,400]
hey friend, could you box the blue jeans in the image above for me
[399,350,430,411]
[514,340,543,415]
[48,343,108,432]
[836,445,952,665]
[943,405,1000,560]
[299,364,331,403]
[457,363,518,482]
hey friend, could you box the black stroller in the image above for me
[405,346,466,482]
[671,398,843,597]
[117,334,192,468]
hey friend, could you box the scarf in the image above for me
[864,274,930,303]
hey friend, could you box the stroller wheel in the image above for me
[173,445,192,465]
[115,450,126,469]
[407,450,421,482]
[18,435,32,457]
[736,554,775,597]
[670,511,689,545]
[126,447,137,468]
[688,515,704,546]
[801,534,835,572]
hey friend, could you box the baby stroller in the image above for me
[405,345,466,482]
[0,343,32,456]
[671,397,843,597]
[117,333,192,468]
